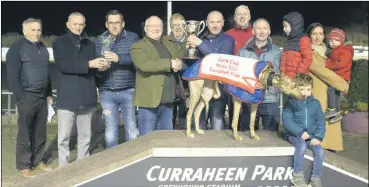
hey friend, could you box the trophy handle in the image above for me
[197,21,206,36]
[180,20,188,36]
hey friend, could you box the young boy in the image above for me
[283,74,326,187]
[280,12,313,79]
[325,28,354,123]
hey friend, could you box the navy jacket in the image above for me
[282,96,326,141]
[95,30,140,91]
[198,31,235,99]
[6,37,51,101]
[53,31,98,111]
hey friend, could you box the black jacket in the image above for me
[52,30,98,111]
[6,37,51,101]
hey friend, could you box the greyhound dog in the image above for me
[184,61,303,141]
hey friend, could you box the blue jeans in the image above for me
[199,98,227,130]
[288,136,324,177]
[100,89,138,149]
[138,103,173,136]
[240,102,280,131]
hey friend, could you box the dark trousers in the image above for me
[173,99,187,129]
[327,86,341,111]
[16,94,47,170]
[239,102,279,131]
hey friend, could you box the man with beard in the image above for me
[237,18,282,132]
[186,10,235,130]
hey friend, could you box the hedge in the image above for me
[346,59,368,110]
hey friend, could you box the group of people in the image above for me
[6,4,354,187]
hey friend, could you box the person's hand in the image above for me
[89,58,108,69]
[98,67,108,71]
[301,132,310,140]
[47,96,53,105]
[171,58,182,72]
[187,34,202,47]
[310,138,321,146]
[103,51,119,63]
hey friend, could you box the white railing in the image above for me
[1,46,369,62]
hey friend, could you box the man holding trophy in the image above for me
[185,10,235,130]
[95,10,140,149]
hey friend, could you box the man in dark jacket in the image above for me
[53,12,108,167]
[186,10,235,130]
[94,10,140,148]
[6,18,53,177]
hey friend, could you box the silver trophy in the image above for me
[181,20,206,59]
[99,35,113,68]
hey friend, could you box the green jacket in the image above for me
[130,35,185,108]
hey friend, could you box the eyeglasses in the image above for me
[146,25,163,29]
[107,22,122,26]
[170,24,183,28]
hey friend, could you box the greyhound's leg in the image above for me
[250,104,260,140]
[194,99,205,134]
[232,98,243,141]
[186,88,201,138]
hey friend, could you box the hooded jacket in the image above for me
[280,12,312,78]
[283,96,326,141]
[326,44,354,81]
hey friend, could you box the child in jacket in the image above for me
[283,73,326,187]
[280,12,313,78]
[325,28,354,123]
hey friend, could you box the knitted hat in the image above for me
[328,28,346,44]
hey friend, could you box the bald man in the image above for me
[186,10,235,130]
[130,15,185,136]
[238,18,282,132]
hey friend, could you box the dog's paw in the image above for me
[186,133,195,138]
[251,134,260,141]
[234,135,244,141]
[196,129,204,134]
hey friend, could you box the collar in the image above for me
[246,37,273,51]
[101,30,127,40]
[202,30,224,40]
[145,35,163,44]
[233,24,252,31]
[22,36,42,46]
[169,32,186,42]
[67,29,88,41]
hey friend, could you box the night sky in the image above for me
[1,1,367,38]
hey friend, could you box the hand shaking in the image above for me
[171,58,183,72]
[89,58,109,70]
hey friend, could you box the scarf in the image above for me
[312,43,327,59]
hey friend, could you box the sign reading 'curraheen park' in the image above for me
[76,148,368,187]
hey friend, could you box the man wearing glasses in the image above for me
[130,16,184,136]
[95,10,140,149]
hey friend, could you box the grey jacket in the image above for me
[238,37,281,103]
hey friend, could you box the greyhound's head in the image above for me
[273,74,304,100]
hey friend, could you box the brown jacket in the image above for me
[309,49,348,151]
[130,35,185,108]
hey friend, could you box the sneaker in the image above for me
[308,176,322,187]
[324,109,340,119]
[291,172,308,187]
[34,162,53,171]
[19,168,36,178]
[329,114,343,123]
